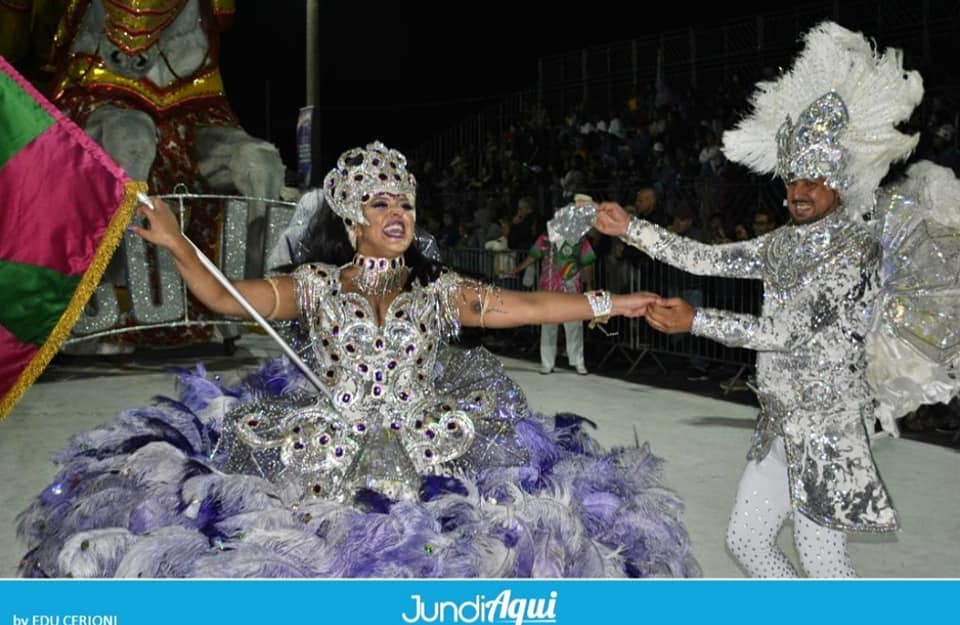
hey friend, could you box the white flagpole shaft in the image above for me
[187,239,327,393]
[137,193,327,394]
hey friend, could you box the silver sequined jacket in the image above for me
[624,211,898,532]
[221,263,529,504]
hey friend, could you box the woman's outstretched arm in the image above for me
[454,284,658,329]
[130,197,299,320]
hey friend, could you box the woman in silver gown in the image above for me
[18,141,700,578]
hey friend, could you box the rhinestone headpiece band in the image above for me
[775,91,850,191]
[323,141,417,226]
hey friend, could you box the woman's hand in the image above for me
[128,197,187,252]
[646,297,695,333]
[613,291,660,318]
[595,202,632,237]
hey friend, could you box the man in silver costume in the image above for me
[595,22,925,577]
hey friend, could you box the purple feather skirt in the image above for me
[18,348,700,578]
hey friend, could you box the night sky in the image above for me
[219,1,774,176]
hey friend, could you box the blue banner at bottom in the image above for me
[0,579,955,625]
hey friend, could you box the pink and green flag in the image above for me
[0,55,144,420]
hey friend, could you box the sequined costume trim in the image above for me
[624,217,764,279]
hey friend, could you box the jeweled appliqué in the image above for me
[775,91,850,191]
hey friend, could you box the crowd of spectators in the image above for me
[413,67,959,267]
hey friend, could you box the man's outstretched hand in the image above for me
[594,202,631,237]
[646,297,695,334]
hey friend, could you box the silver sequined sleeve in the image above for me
[623,217,764,278]
[691,307,819,351]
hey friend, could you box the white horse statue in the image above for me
[42,0,285,348]
[50,0,283,199]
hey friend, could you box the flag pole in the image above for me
[138,193,327,395]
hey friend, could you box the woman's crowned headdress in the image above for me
[322,141,417,226]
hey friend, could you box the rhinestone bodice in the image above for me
[224,263,498,503]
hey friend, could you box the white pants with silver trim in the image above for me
[725,436,856,577]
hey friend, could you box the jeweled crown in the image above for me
[322,141,417,225]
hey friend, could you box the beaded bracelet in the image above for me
[584,290,613,328]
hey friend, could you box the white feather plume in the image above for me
[723,21,923,212]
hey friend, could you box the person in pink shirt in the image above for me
[512,195,597,374]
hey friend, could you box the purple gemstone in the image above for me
[335,447,344,457]
[356,424,366,432]
[426,430,436,439]
[375,371,383,382]
[373,386,382,396]
[346,344,355,353]
[319,435,330,444]
[424,449,433,458]
[294,441,305,450]
[358,364,369,373]
[399,392,409,401]
[375,339,384,349]
[406,345,415,355]
[367,259,375,269]
[391,422,401,430]
[341,393,351,403]
[388,361,397,369]
[332,326,340,335]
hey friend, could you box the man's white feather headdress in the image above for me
[722,21,923,214]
